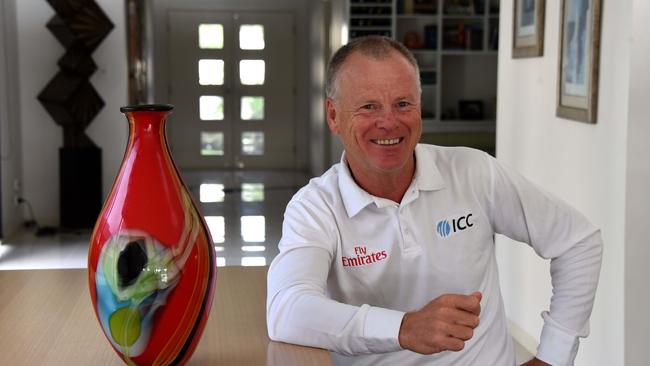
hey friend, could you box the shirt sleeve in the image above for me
[266,198,405,355]
[483,154,603,366]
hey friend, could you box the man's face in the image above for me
[326,51,421,178]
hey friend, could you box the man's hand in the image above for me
[520,358,551,366]
[398,292,482,355]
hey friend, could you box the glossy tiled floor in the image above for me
[0,170,310,270]
[0,229,91,270]
[184,169,310,267]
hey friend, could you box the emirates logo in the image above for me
[342,245,388,267]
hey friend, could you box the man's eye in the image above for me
[361,104,375,110]
[397,101,411,108]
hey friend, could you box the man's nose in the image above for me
[374,107,399,129]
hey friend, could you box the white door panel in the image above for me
[168,10,296,170]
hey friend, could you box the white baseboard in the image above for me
[508,320,537,363]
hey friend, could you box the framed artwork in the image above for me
[556,0,602,123]
[512,0,545,58]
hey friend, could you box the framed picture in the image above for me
[556,0,602,123]
[512,0,545,58]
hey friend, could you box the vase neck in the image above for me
[125,110,170,137]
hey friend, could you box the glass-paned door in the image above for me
[168,10,296,169]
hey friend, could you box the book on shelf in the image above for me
[351,18,392,27]
[414,0,437,14]
[402,24,437,50]
[424,24,438,49]
[420,71,437,85]
[398,0,437,14]
[350,6,392,16]
[489,0,500,14]
[464,24,483,50]
[351,0,392,3]
[443,0,485,15]
[443,22,483,50]
[489,23,499,50]
[350,30,392,39]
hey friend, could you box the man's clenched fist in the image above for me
[398,292,482,355]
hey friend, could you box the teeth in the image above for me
[375,138,400,145]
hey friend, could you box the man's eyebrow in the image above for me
[355,99,379,106]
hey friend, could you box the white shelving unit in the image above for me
[348,0,394,39]
[347,0,500,134]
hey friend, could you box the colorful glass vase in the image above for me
[88,104,216,365]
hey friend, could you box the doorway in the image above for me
[167,10,296,170]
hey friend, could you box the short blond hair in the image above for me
[325,35,420,100]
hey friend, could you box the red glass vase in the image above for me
[88,104,216,365]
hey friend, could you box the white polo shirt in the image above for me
[267,144,602,366]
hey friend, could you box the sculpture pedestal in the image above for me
[60,146,102,229]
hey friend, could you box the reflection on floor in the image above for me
[0,230,90,270]
[186,170,309,268]
[0,170,310,270]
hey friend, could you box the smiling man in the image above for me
[325,45,421,204]
[266,36,602,366]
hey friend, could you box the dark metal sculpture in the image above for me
[37,0,113,229]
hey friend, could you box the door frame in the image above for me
[0,0,25,239]
[150,0,324,173]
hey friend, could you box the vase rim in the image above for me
[120,104,174,113]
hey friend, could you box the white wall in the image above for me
[0,0,23,238]
[495,0,649,365]
[624,0,650,364]
[15,0,127,226]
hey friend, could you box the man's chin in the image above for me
[369,158,413,175]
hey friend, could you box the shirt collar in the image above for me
[338,152,375,218]
[337,144,446,218]
[413,144,445,192]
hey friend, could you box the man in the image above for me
[267,36,602,366]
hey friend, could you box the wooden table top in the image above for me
[0,266,332,366]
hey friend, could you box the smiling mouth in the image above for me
[372,138,403,146]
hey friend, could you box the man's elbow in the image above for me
[588,229,604,263]
[266,308,315,347]
[266,293,324,349]
[266,309,283,342]
[266,293,294,343]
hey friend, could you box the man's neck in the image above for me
[346,157,416,204]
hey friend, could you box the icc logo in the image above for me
[436,213,474,238]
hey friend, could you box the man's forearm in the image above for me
[267,246,404,355]
[537,230,603,365]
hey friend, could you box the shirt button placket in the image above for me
[399,207,416,251]
[397,206,411,249]
[395,207,404,250]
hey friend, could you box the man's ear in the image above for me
[325,98,339,135]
